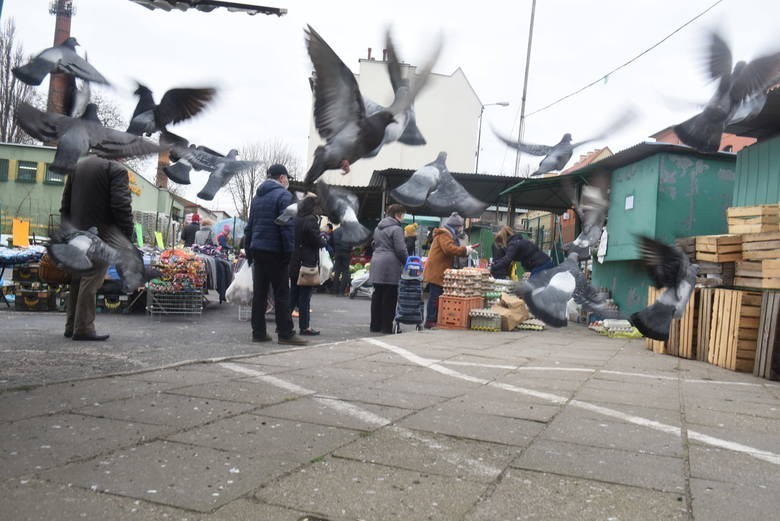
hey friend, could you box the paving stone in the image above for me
[684,395,780,419]
[464,468,687,521]
[124,365,231,385]
[163,378,301,406]
[688,445,780,488]
[42,439,292,512]
[255,457,487,521]
[690,478,779,521]
[429,391,561,423]
[511,438,685,492]
[333,426,513,482]
[0,413,169,480]
[166,413,360,462]
[207,498,314,521]
[320,384,448,410]
[255,396,412,431]
[75,392,255,429]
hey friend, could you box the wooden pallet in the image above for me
[727,205,780,234]
[755,291,780,380]
[708,289,761,372]
[643,286,696,359]
[739,231,780,261]
[734,259,780,289]
[694,234,743,262]
[696,287,715,362]
[696,261,735,287]
[644,287,666,354]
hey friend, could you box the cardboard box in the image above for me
[499,292,525,310]
[490,303,529,331]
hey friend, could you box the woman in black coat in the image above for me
[289,196,326,335]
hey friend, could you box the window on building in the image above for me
[15,161,38,183]
[0,159,8,181]
[44,164,65,185]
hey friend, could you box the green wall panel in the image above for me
[591,259,650,316]
[733,135,780,206]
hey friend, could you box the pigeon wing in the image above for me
[175,146,223,172]
[636,235,688,288]
[729,50,780,104]
[155,87,216,128]
[493,130,553,156]
[58,52,110,84]
[707,31,733,81]
[387,33,443,117]
[306,25,365,140]
[14,101,69,143]
[87,124,160,160]
[390,159,442,207]
[427,170,488,217]
[572,108,637,147]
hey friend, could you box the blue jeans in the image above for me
[290,276,314,331]
[530,260,555,276]
[425,283,443,324]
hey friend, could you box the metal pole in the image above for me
[514,0,537,177]
[475,106,485,174]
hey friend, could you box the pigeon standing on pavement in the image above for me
[12,37,110,86]
[303,25,442,187]
[513,252,619,327]
[564,178,610,261]
[629,236,698,341]
[315,180,371,246]
[674,31,780,153]
[126,84,216,136]
[15,101,160,175]
[494,110,635,176]
[167,145,259,201]
[390,152,488,217]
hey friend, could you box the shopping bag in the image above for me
[319,247,333,283]
[226,261,253,306]
[297,265,321,286]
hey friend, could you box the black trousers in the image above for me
[371,283,398,334]
[332,253,351,295]
[251,250,294,339]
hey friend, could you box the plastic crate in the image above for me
[469,309,502,331]
[146,290,203,317]
[96,293,130,314]
[437,296,484,330]
[14,288,56,311]
[238,305,251,321]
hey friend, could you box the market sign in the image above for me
[128,172,142,196]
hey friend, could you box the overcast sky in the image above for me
[3,0,780,213]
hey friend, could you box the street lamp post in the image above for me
[475,101,509,174]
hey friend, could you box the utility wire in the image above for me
[525,0,723,118]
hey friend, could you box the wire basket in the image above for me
[238,305,251,321]
[146,290,203,317]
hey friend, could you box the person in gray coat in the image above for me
[369,204,408,334]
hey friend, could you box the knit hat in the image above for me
[404,223,419,237]
[191,213,200,223]
[267,163,288,178]
[445,212,464,227]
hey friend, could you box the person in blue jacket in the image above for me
[244,164,307,346]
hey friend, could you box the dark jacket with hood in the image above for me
[490,233,552,278]
[290,197,326,279]
[369,216,408,285]
[181,222,199,246]
[245,178,295,254]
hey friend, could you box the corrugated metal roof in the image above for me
[725,87,780,140]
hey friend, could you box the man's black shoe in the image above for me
[253,334,273,342]
[64,330,73,338]
[72,333,110,341]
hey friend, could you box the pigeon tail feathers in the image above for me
[398,112,427,146]
[12,60,52,86]
[630,302,676,341]
[304,147,327,188]
[674,113,723,153]
[337,221,371,247]
[163,162,192,185]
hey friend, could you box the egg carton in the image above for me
[515,318,545,331]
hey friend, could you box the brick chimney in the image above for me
[156,149,170,189]
[46,0,74,115]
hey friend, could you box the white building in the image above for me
[306,54,482,187]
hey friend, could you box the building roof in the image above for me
[560,147,612,174]
[500,141,735,214]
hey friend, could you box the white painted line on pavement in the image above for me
[218,362,501,478]
[365,337,780,466]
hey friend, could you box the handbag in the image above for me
[297,264,321,286]
[39,253,71,285]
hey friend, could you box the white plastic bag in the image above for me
[319,247,333,284]
[226,261,253,306]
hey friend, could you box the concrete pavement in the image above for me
[2,318,780,520]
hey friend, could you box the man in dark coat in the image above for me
[60,156,135,341]
[181,213,200,247]
[331,225,352,296]
[490,233,554,279]
[244,164,307,345]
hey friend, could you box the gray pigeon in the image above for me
[513,252,619,327]
[674,31,780,153]
[494,110,635,176]
[316,180,371,246]
[390,152,488,217]
[160,130,225,185]
[168,145,259,201]
[15,101,160,175]
[362,28,428,157]
[126,84,216,136]
[629,236,698,341]
[564,178,609,261]
[303,25,442,187]
[12,37,109,86]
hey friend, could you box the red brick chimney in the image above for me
[46,0,74,115]
[156,149,170,189]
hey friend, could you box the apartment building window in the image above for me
[15,161,38,183]
[0,159,8,181]
[44,164,65,185]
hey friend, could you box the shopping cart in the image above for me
[393,256,424,333]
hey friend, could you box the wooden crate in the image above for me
[734,259,780,289]
[696,261,735,287]
[644,287,667,353]
[675,236,696,262]
[694,234,743,262]
[739,231,780,261]
[696,288,715,362]
[707,289,761,372]
[645,287,697,359]
[727,205,780,234]
[755,291,780,380]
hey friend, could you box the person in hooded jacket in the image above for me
[422,212,476,328]
[490,232,554,280]
[181,213,200,247]
[369,203,408,334]
[244,164,307,346]
[289,196,326,336]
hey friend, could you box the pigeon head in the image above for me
[226,149,239,160]
[63,37,79,48]
[562,133,572,142]
[133,84,152,97]
[732,60,746,77]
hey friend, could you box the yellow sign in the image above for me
[127,172,142,196]
[12,218,30,247]
[155,231,165,249]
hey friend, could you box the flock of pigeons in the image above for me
[12,26,780,341]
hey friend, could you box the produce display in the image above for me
[146,248,206,293]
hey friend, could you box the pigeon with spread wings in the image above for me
[316,180,371,246]
[169,145,258,201]
[126,84,216,136]
[15,101,160,175]
[160,130,225,185]
[629,236,698,341]
[563,176,610,261]
[13,37,109,86]
[303,25,442,187]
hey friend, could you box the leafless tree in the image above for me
[0,19,36,143]
[227,139,302,220]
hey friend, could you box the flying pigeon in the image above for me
[362,28,428,157]
[564,178,610,261]
[126,84,216,136]
[12,37,109,86]
[15,101,160,175]
[629,235,698,341]
[64,71,92,119]
[274,193,316,225]
[513,252,619,327]
[168,145,259,201]
[674,31,780,153]
[303,25,442,187]
[316,180,371,246]
[494,110,635,176]
[160,130,225,185]
[390,151,488,217]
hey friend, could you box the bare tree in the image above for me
[0,19,36,143]
[227,139,302,220]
